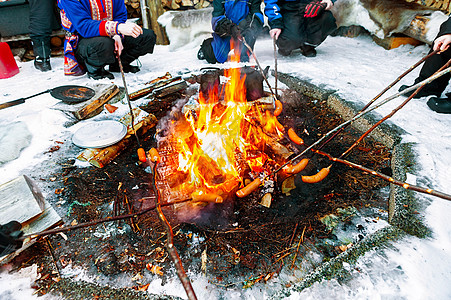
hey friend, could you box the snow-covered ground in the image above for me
[1,23,451,300]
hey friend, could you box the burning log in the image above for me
[153,80,188,98]
[233,147,253,182]
[196,156,225,186]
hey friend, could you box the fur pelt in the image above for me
[158,7,213,51]
[331,0,440,39]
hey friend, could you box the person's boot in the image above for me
[300,44,316,57]
[109,61,140,73]
[34,56,51,72]
[32,39,51,72]
[86,63,114,80]
[427,95,451,114]
[398,83,441,99]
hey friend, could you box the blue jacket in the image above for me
[211,0,281,63]
[58,0,127,38]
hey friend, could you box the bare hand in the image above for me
[433,34,451,53]
[117,22,143,38]
[321,0,333,10]
[113,35,123,56]
[270,28,282,40]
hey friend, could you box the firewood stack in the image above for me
[406,0,451,14]
[124,0,142,19]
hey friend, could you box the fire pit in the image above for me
[11,65,415,299]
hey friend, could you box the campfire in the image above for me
[150,52,305,219]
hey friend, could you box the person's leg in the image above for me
[399,48,451,98]
[297,10,337,57]
[198,37,218,64]
[239,15,263,61]
[76,37,116,79]
[109,28,157,73]
[276,2,305,56]
[304,10,337,46]
[29,0,54,71]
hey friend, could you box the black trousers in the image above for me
[415,47,451,96]
[277,1,337,54]
[76,28,157,69]
[29,0,56,58]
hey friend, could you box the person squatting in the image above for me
[197,0,338,63]
[58,0,157,80]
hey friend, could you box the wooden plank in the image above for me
[0,197,62,265]
[74,85,120,120]
[0,176,43,224]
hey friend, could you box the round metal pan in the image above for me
[50,85,95,104]
[72,120,127,148]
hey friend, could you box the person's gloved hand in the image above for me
[0,221,23,256]
[304,0,327,18]
[230,23,242,40]
[215,18,241,40]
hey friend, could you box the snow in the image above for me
[1,15,451,300]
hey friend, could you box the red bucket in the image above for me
[0,42,20,79]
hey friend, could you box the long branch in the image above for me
[20,198,190,240]
[317,50,439,150]
[273,65,451,174]
[338,58,451,160]
[315,150,451,202]
[151,162,198,300]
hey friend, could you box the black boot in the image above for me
[300,44,316,57]
[398,84,441,99]
[427,96,451,114]
[32,39,51,72]
[85,63,114,80]
[109,61,140,73]
[34,56,51,72]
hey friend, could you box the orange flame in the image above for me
[170,43,282,196]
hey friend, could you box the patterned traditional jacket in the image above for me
[58,0,128,74]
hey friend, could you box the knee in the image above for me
[141,29,157,50]
[90,37,115,56]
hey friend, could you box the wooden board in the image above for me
[0,175,44,224]
[0,176,62,265]
[74,84,120,120]
[51,84,123,119]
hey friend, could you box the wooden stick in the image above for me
[150,162,198,300]
[291,226,306,269]
[273,36,279,99]
[20,198,191,240]
[338,58,451,161]
[315,150,451,202]
[317,50,439,151]
[272,65,451,175]
[45,237,61,278]
[241,37,278,102]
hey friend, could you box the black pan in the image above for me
[0,85,95,110]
